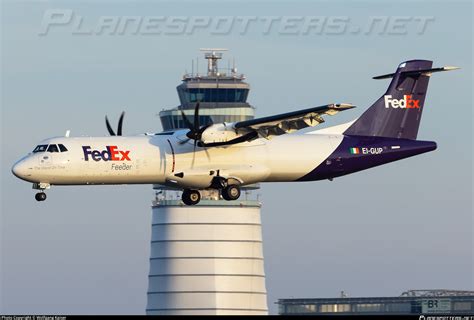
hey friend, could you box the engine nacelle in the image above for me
[200,123,241,145]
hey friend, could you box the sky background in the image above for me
[1,0,472,315]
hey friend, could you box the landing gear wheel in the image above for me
[222,185,241,201]
[211,176,227,189]
[182,189,201,206]
[35,192,47,202]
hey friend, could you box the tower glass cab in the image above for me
[159,49,255,131]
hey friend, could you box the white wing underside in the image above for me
[236,103,355,140]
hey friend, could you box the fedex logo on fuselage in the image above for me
[82,146,131,161]
[384,95,420,109]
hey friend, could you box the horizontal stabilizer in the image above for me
[373,66,460,80]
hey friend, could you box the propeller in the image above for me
[179,102,213,166]
[105,111,125,136]
[179,102,213,146]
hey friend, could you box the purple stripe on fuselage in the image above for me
[297,135,437,181]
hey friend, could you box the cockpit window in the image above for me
[33,145,48,153]
[47,144,59,153]
[58,144,68,152]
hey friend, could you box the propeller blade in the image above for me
[182,102,204,141]
[105,116,116,136]
[197,123,211,135]
[194,102,200,131]
[191,139,197,167]
[202,145,210,160]
[180,110,194,131]
[117,111,125,136]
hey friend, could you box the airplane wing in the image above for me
[233,103,355,139]
[184,103,355,147]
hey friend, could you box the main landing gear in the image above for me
[221,185,241,201]
[182,189,201,206]
[181,184,242,206]
[211,176,241,201]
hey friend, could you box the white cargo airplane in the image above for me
[12,60,457,205]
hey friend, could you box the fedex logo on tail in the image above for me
[384,95,420,109]
[82,146,131,161]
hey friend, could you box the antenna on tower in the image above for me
[232,57,237,75]
[200,48,228,76]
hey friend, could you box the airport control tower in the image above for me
[146,49,268,315]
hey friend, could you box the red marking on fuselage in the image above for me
[167,139,175,173]
[119,150,131,161]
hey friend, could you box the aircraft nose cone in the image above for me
[12,159,30,180]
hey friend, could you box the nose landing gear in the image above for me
[35,192,47,202]
[33,182,50,202]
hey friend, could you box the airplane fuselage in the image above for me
[12,130,436,189]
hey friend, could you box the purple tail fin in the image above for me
[344,60,433,140]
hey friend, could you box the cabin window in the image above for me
[47,144,59,153]
[33,145,48,153]
[58,144,68,152]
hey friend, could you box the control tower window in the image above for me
[189,90,205,103]
[33,145,48,153]
[47,144,59,153]
[186,89,249,103]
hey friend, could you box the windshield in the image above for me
[47,144,59,153]
[32,145,48,153]
[58,144,68,152]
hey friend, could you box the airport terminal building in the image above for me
[277,290,474,315]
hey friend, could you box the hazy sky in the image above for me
[1,0,472,315]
